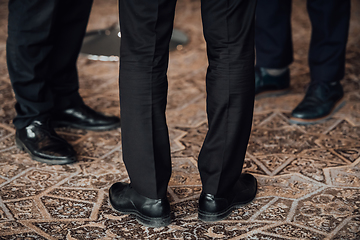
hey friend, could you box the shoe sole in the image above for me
[109,198,171,228]
[15,138,76,165]
[53,121,121,131]
[255,88,290,100]
[289,98,346,125]
[198,180,258,222]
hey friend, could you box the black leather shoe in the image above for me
[16,120,76,165]
[198,173,257,222]
[52,104,120,131]
[109,182,171,227]
[290,81,345,125]
[255,66,290,99]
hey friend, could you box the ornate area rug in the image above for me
[0,0,359,239]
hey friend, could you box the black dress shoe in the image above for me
[109,182,171,227]
[290,81,345,125]
[52,104,120,131]
[16,120,76,165]
[255,66,290,99]
[198,173,257,222]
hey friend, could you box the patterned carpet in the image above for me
[0,0,359,239]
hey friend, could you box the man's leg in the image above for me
[48,0,120,131]
[119,0,177,200]
[254,0,293,98]
[198,0,258,222]
[109,0,177,227]
[48,0,93,110]
[255,0,293,69]
[307,0,350,84]
[7,0,58,129]
[7,0,77,164]
[290,0,350,124]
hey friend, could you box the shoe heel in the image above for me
[136,215,171,228]
[198,210,232,222]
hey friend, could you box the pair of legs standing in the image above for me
[109,0,258,227]
[7,0,121,164]
[255,0,350,124]
[7,0,93,129]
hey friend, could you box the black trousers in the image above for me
[7,0,93,129]
[255,0,350,83]
[119,0,257,199]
